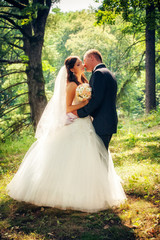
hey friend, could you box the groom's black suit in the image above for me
[77,63,118,150]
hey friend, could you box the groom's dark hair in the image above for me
[85,49,103,62]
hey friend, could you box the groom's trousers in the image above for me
[99,134,112,151]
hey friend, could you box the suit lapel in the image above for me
[89,64,106,86]
[89,73,94,87]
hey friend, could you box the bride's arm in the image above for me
[66,82,88,113]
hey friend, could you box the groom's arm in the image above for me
[77,71,106,118]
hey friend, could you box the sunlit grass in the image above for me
[0,112,160,239]
[119,198,160,239]
[0,127,35,175]
[0,127,35,156]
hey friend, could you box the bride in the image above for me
[7,56,126,213]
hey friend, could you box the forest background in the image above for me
[0,0,160,138]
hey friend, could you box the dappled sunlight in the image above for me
[111,125,160,166]
[116,162,159,198]
[1,114,160,239]
[118,197,160,239]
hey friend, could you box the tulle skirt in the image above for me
[7,117,126,212]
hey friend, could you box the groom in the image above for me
[76,49,118,150]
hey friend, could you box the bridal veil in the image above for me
[35,66,68,139]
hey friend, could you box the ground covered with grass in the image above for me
[0,112,160,240]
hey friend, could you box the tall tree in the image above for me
[145,3,156,113]
[96,0,160,113]
[0,0,58,129]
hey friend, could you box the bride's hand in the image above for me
[82,99,89,106]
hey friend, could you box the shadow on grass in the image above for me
[0,199,136,240]
[126,144,160,164]
[125,192,160,240]
[112,135,160,166]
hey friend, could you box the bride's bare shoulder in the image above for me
[66,82,77,91]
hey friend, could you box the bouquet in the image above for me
[76,83,92,101]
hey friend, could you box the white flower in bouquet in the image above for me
[76,83,92,101]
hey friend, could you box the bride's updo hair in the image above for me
[65,56,88,85]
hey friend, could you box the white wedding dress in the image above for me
[7,67,126,213]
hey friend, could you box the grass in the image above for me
[0,111,160,240]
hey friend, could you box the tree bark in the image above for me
[22,1,51,129]
[145,4,156,113]
[24,36,47,130]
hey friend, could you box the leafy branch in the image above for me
[0,11,27,19]
[0,70,26,79]
[3,0,27,10]
[0,14,29,37]
[0,102,29,118]
[117,51,146,101]
[0,81,27,94]
[0,59,28,64]
[1,116,31,137]
[1,92,28,108]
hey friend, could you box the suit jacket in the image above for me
[77,64,118,135]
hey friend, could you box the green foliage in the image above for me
[1,8,160,140]
[96,9,117,25]
[96,0,160,113]
[0,0,59,139]
[0,6,30,139]
[0,127,35,175]
[43,10,149,114]
[20,3,47,25]
[0,63,30,140]
[96,0,160,31]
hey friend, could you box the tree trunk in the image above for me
[21,1,52,130]
[24,36,47,130]
[145,4,156,113]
